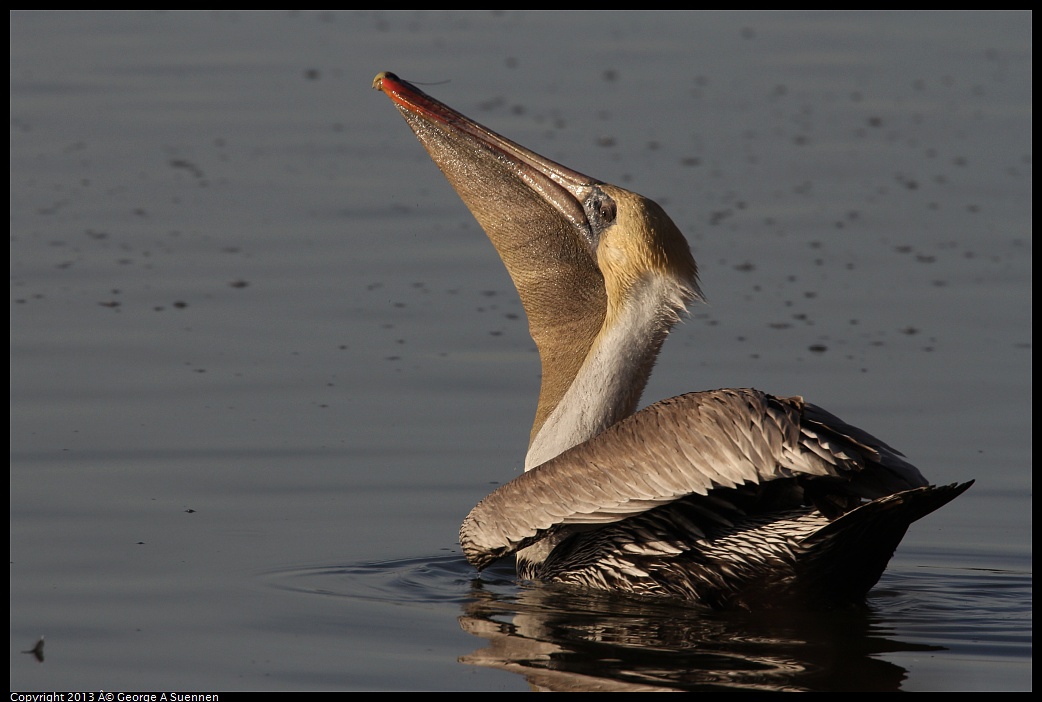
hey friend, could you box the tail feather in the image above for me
[795,481,974,603]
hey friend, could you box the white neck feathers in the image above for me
[524,272,693,470]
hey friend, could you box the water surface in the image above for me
[10,10,1031,691]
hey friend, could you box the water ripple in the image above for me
[262,555,1030,690]
[263,554,518,606]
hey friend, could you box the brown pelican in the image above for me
[373,72,972,609]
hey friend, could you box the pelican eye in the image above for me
[585,190,617,230]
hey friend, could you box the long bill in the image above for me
[374,72,610,445]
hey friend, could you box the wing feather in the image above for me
[461,388,918,568]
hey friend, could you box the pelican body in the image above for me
[373,72,971,609]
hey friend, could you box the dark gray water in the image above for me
[11,11,1030,691]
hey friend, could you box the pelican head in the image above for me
[374,72,700,467]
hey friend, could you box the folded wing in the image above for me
[460,388,929,568]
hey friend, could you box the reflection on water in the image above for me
[459,577,921,691]
[269,554,1030,692]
